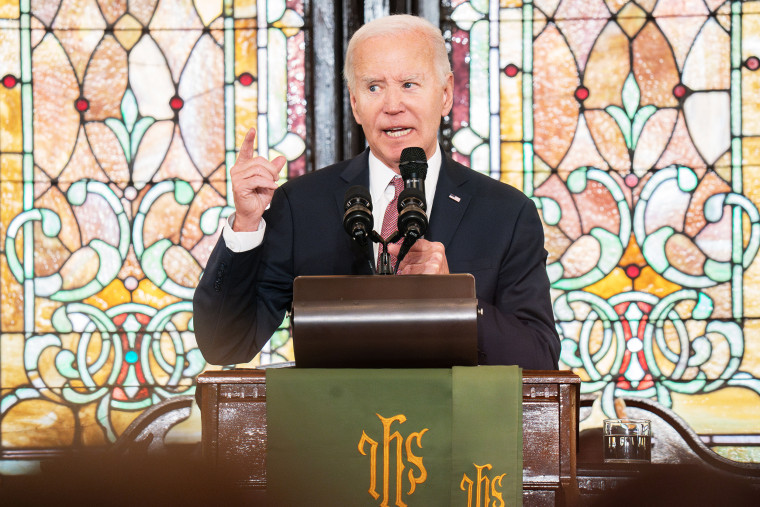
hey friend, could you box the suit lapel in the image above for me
[333,149,373,274]
[427,155,472,248]
[333,149,371,217]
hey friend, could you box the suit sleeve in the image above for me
[476,198,560,369]
[192,188,295,365]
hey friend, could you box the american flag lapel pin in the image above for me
[449,194,461,203]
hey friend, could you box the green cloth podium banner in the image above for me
[267,366,523,506]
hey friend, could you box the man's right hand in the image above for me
[230,128,287,232]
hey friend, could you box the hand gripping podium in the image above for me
[291,274,478,368]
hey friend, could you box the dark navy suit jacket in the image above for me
[193,150,560,369]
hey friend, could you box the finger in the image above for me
[235,170,279,190]
[233,157,282,183]
[387,238,431,257]
[239,128,257,160]
[266,155,287,180]
[398,257,447,275]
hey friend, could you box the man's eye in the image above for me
[403,82,414,88]
[369,85,378,92]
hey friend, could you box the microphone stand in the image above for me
[371,230,400,275]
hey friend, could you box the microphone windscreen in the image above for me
[399,147,427,180]
[398,187,425,205]
[344,185,372,209]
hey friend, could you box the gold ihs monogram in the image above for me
[460,464,507,507]
[358,413,428,507]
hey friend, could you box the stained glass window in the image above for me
[1,0,759,466]
[445,0,760,461]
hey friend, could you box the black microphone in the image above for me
[397,187,427,240]
[399,147,427,196]
[396,147,429,269]
[398,147,428,238]
[343,185,374,247]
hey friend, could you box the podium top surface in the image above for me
[293,273,476,300]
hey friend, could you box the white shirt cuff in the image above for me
[222,213,266,252]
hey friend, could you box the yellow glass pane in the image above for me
[672,387,760,434]
[0,0,19,18]
[632,266,682,297]
[235,80,258,148]
[0,334,25,387]
[744,250,760,319]
[0,254,23,332]
[35,297,61,333]
[113,13,142,50]
[742,319,760,377]
[617,2,646,38]
[584,267,632,299]
[743,1,760,15]
[234,0,257,18]
[499,73,522,141]
[134,278,181,308]
[743,140,760,319]
[83,278,131,311]
[80,401,109,446]
[499,142,523,189]
[743,72,760,136]
[2,398,76,447]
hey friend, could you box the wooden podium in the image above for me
[197,369,580,506]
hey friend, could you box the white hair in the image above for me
[344,14,452,92]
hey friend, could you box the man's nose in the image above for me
[382,87,405,114]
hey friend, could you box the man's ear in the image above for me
[442,73,454,117]
[349,91,362,125]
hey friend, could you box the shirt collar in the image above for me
[368,144,442,205]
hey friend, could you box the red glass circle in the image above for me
[2,74,17,88]
[239,72,254,86]
[624,173,639,188]
[673,84,687,98]
[746,57,760,71]
[75,97,89,112]
[170,96,184,110]
[575,86,589,101]
[504,64,519,77]
[625,265,641,279]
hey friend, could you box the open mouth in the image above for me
[384,127,412,138]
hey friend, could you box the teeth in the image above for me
[385,128,411,138]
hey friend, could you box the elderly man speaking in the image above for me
[193,14,560,370]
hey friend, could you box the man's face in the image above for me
[349,31,454,172]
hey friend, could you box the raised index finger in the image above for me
[239,128,257,160]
